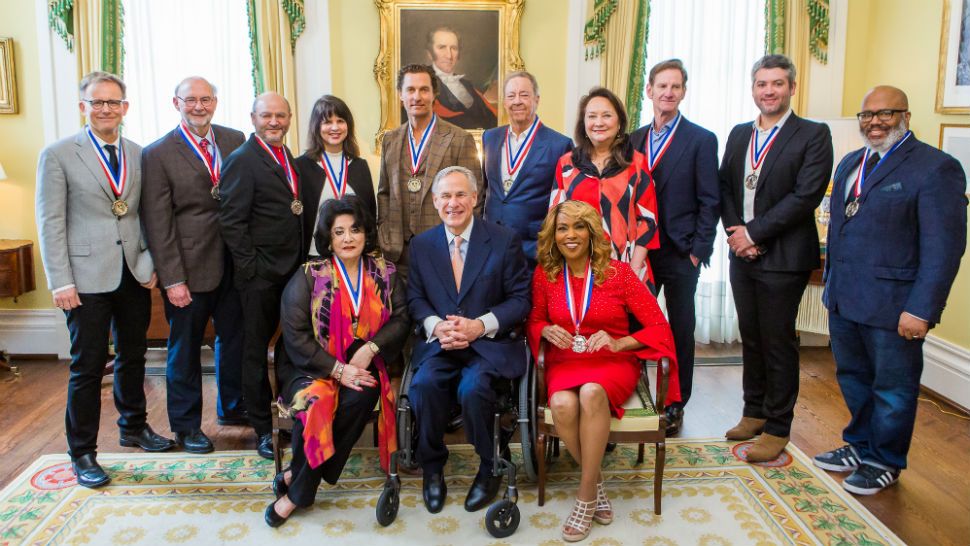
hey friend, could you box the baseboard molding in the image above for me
[0,309,71,359]
[922,335,970,410]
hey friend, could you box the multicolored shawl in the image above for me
[290,254,398,472]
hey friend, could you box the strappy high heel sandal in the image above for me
[593,482,613,525]
[562,498,596,542]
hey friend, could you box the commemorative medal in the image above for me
[645,112,682,173]
[291,199,304,216]
[407,177,422,193]
[407,114,437,192]
[335,256,364,339]
[845,132,912,219]
[503,178,514,192]
[86,126,129,215]
[111,199,129,217]
[211,185,221,200]
[503,116,541,194]
[563,258,594,354]
[747,124,780,190]
[744,173,758,190]
[178,122,222,199]
[254,135,300,215]
[845,200,859,218]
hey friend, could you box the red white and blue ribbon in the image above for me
[407,114,437,176]
[254,135,298,199]
[334,256,363,320]
[178,122,221,185]
[563,258,593,334]
[320,152,349,199]
[86,126,127,197]
[504,116,541,179]
[749,124,781,173]
[852,130,912,198]
[645,112,681,173]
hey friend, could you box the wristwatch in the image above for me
[365,341,380,354]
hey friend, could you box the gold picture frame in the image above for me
[935,0,970,114]
[373,0,525,148]
[0,37,18,115]
[939,123,970,195]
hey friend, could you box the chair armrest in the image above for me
[536,340,548,406]
[637,356,670,413]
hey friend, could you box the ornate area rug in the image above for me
[0,439,903,546]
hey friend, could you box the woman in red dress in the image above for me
[527,200,678,542]
[550,87,660,292]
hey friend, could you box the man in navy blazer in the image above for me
[407,166,531,514]
[483,71,572,266]
[629,59,720,435]
[816,86,966,495]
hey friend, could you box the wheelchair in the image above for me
[375,342,538,538]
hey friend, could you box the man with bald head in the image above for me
[141,77,247,453]
[816,86,967,495]
[219,91,306,457]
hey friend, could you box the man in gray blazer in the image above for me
[36,71,175,489]
[141,76,247,454]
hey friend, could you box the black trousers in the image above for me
[729,259,810,437]
[286,370,380,507]
[650,248,700,407]
[238,283,285,435]
[64,264,151,460]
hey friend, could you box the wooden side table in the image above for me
[0,239,35,302]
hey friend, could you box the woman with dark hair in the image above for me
[527,200,677,542]
[265,195,409,527]
[550,87,661,293]
[295,95,377,258]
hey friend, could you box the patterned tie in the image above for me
[200,138,213,165]
[103,144,119,174]
[451,235,464,291]
[863,152,880,178]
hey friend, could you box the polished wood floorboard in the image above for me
[0,346,967,545]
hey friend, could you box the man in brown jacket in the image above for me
[141,76,247,454]
[377,63,483,277]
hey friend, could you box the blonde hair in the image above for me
[536,200,613,285]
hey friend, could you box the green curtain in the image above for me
[47,0,124,76]
[49,0,74,52]
[807,0,828,64]
[100,0,124,75]
[625,0,650,125]
[246,0,306,95]
[764,0,786,55]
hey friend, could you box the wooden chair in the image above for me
[534,341,669,515]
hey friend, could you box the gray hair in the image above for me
[80,71,126,99]
[751,54,796,85]
[503,70,540,97]
[432,165,478,195]
[174,76,218,97]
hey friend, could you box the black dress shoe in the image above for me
[665,405,684,436]
[423,472,447,513]
[217,411,249,427]
[272,470,289,498]
[72,453,110,488]
[464,470,501,512]
[256,433,274,460]
[119,425,176,452]
[176,429,214,454]
[264,499,291,527]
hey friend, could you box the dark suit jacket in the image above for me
[719,114,833,272]
[141,124,245,292]
[482,122,572,262]
[294,153,376,253]
[219,135,306,290]
[432,76,497,130]
[407,219,532,378]
[823,136,967,329]
[630,116,720,264]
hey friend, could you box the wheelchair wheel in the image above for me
[517,359,538,482]
[484,499,520,538]
[375,485,399,527]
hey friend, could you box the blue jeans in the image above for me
[828,311,923,470]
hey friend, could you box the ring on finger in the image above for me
[354,378,360,387]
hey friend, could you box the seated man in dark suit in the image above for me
[407,166,531,514]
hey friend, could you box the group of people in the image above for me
[35,50,966,542]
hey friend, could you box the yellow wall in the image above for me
[843,0,970,348]
[0,2,50,309]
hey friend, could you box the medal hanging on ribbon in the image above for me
[503,116,541,193]
[845,131,912,219]
[406,114,437,193]
[254,135,302,214]
[563,258,594,353]
[645,112,682,173]
[178,123,222,200]
[746,125,780,190]
[320,152,349,199]
[335,256,364,338]
[86,126,128,216]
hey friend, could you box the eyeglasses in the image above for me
[856,109,907,122]
[176,96,216,108]
[83,99,126,111]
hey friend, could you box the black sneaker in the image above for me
[813,444,861,472]
[842,463,899,495]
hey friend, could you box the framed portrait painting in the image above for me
[0,37,17,114]
[936,0,970,113]
[373,0,525,146]
[940,124,970,194]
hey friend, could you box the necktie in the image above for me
[104,144,119,174]
[200,138,213,165]
[451,236,464,291]
[863,152,880,178]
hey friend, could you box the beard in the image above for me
[862,119,908,154]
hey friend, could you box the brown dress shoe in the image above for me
[745,433,789,462]
[725,417,767,441]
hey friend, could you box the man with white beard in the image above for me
[815,85,967,495]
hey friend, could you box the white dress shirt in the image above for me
[434,65,474,109]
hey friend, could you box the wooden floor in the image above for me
[1,346,967,546]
